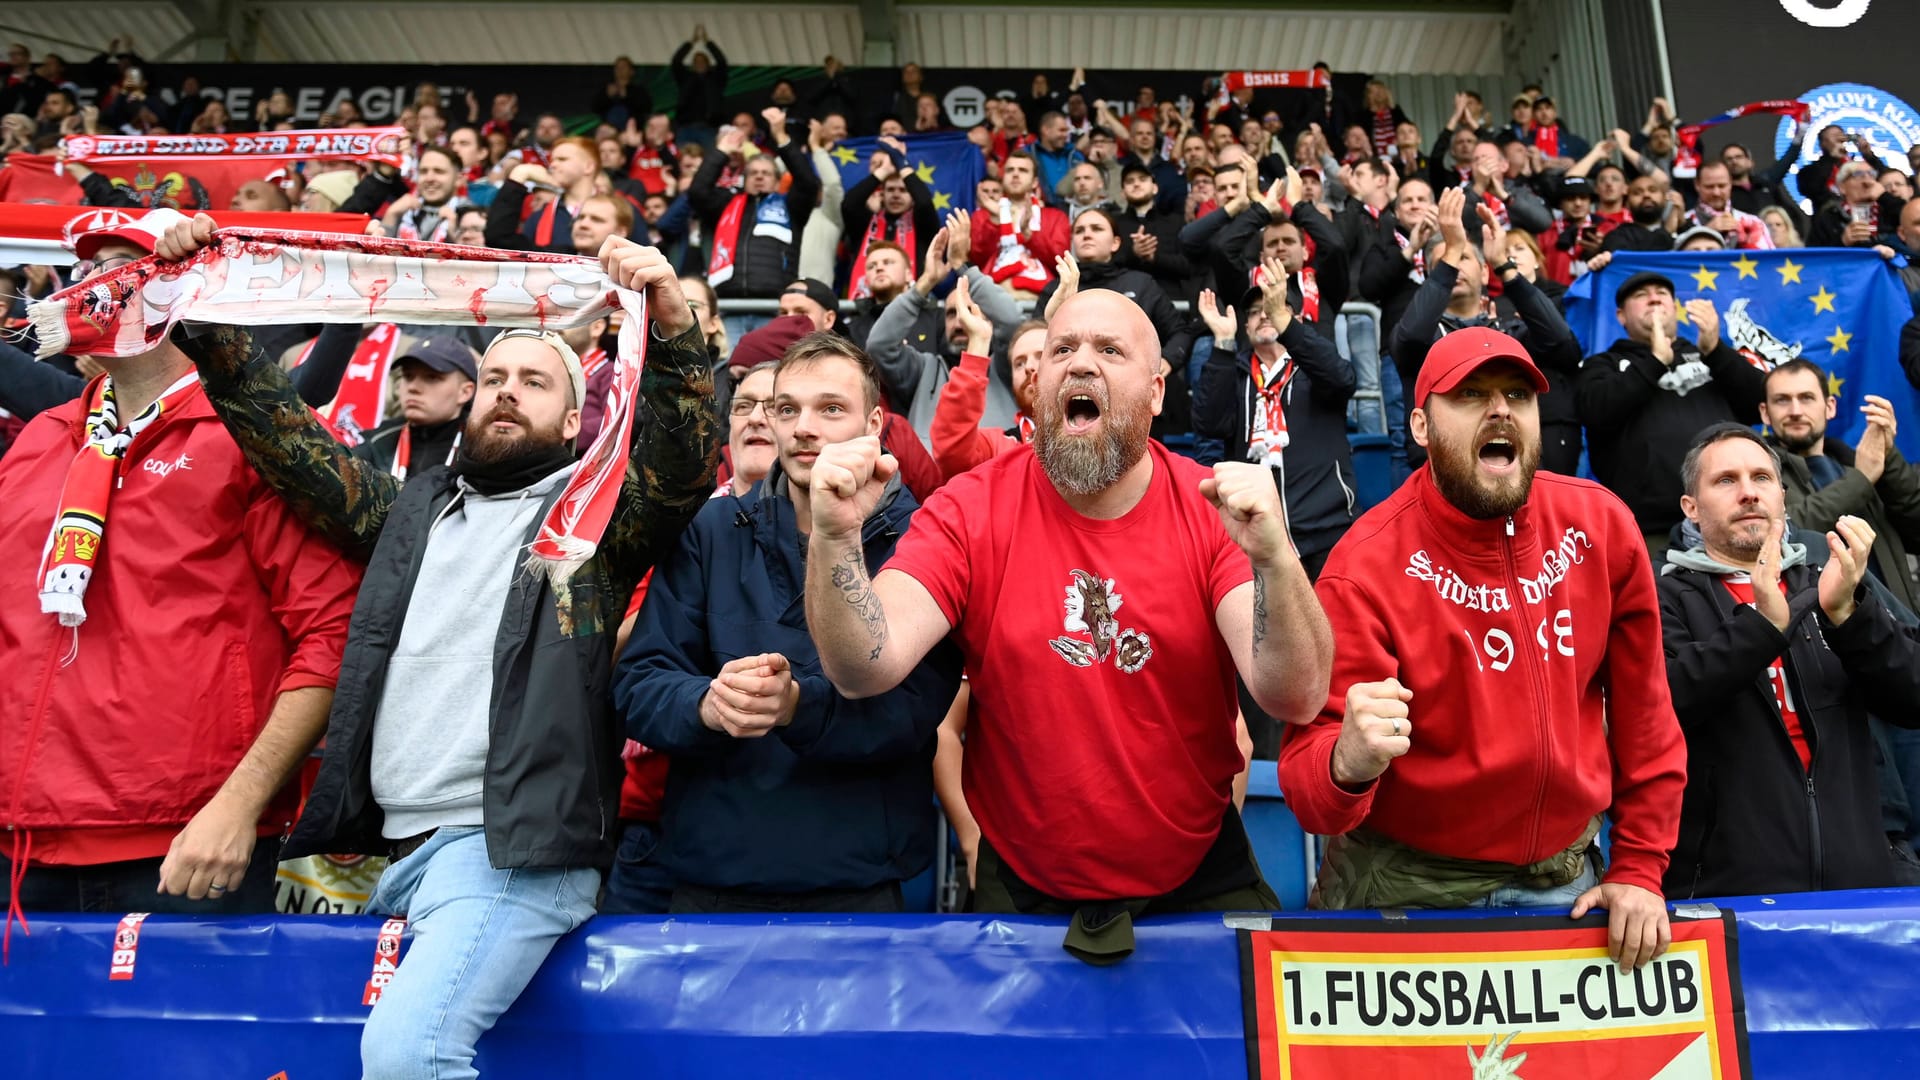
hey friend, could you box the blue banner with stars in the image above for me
[1566,249,1919,459]
[827,132,986,218]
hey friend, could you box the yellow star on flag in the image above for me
[914,161,936,183]
[1826,326,1853,353]
[1810,285,1836,314]
[1731,254,1760,280]
[1675,305,1692,325]
[931,190,952,211]
[1777,258,1804,285]
[1828,372,1847,398]
[830,144,858,166]
[1691,264,1720,291]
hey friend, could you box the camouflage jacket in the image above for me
[182,321,718,865]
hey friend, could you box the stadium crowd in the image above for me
[3,30,1920,1079]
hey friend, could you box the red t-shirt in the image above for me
[1721,576,1813,773]
[883,442,1253,900]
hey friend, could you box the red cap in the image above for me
[67,207,190,261]
[729,314,814,370]
[1412,326,1549,405]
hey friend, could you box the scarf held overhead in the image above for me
[1672,100,1812,178]
[28,229,650,586]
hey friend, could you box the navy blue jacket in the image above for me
[614,469,962,894]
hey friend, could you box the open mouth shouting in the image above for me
[1477,434,1519,476]
[1063,390,1103,436]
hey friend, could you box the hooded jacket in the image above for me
[616,466,962,892]
[1576,335,1769,534]
[0,377,360,848]
[1279,469,1686,895]
[351,414,465,479]
[1192,316,1357,557]
[1659,543,1920,897]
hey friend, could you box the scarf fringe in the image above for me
[522,537,595,591]
[27,302,69,357]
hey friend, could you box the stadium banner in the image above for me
[1565,249,1919,460]
[1240,914,1749,1080]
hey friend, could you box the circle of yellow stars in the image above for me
[1681,254,1853,356]
[832,144,954,209]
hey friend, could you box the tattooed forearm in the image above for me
[1252,569,1269,652]
[829,543,890,662]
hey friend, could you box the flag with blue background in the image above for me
[826,132,986,219]
[1567,249,1919,458]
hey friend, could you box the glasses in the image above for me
[729,396,773,418]
[73,256,136,280]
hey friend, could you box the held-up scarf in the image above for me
[1222,70,1331,93]
[848,209,917,301]
[1246,348,1295,466]
[708,191,791,287]
[28,228,650,587]
[1673,99,1812,179]
[38,372,201,628]
[987,197,1050,292]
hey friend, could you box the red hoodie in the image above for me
[1279,467,1685,895]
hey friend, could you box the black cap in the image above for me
[394,337,477,381]
[1532,95,1555,108]
[784,278,838,313]
[1120,161,1154,182]
[1614,271,1676,307]
[1557,175,1594,201]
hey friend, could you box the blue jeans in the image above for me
[1336,312,1385,437]
[360,827,599,1080]
[1379,354,1411,486]
[1466,853,1601,909]
[599,820,673,915]
[1185,337,1226,466]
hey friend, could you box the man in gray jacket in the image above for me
[866,211,1025,444]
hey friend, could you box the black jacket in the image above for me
[1354,207,1425,339]
[1576,336,1769,534]
[350,415,465,478]
[1807,193,1906,249]
[670,41,730,127]
[1192,319,1357,556]
[1660,557,1920,898]
[616,470,962,893]
[845,293,941,355]
[840,171,939,266]
[1113,201,1199,301]
[688,141,821,299]
[1601,223,1676,254]
[180,323,721,870]
[1198,201,1350,343]
[1389,261,1583,469]
[1774,439,1920,617]
[485,179,575,255]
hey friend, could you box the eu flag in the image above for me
[825,132,986,217]
[1567,249,1919,458]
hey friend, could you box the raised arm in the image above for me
[157,217,396,558]
[803,436,955,699]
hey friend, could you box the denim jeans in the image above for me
[359,827,599,1080]
[1466,853,1601,909]
[1380,354,1411,486]
[1336,311,1385,437]
[598,820,673,915]
[1184,336,1226,466]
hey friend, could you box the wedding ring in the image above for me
[1391,719,1401,737]
[208,884,227,894]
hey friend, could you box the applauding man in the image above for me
[1280,327,1686,973]
[803,289,1333,963]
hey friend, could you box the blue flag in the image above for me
[826,132,986,221]
[1566,249,1919,458]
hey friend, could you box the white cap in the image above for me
[483,328,588,413]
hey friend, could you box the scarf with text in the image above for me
[28,229,650,586]
[1222,70,1331,93]
[708,190,791,287]
[987,196,1051,292]
[848,207,918,301]
[1673,100,1811,178]
[38,372,201,629]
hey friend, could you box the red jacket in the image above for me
[969,204,1069,283]
[0,378,361,842]
[930,351,1021,481]
[1279,468,1686,894]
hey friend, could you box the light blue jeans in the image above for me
[1467,852,1600,909]
[360,827,600,1080]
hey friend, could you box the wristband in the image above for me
[1492,259,1518,277]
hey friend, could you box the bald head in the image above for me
[230,179,290,212]
[1050,288,1161,360]
[1034,289,1164,495]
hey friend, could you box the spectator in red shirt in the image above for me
[1279,328,1685,973]
[803,289,1333,961]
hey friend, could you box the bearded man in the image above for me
[1278,327,1687,975]
[155,214,718,1080]
[800,288,1333,964]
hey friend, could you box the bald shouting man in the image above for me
[803,288,1334,961]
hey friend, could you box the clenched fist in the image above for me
[1200,462,1292,566]
[809,435,898,541]
[1330,678,1414,788]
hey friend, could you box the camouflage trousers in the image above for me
[1310,815,1604,910]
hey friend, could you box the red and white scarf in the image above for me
[29,229,649,587]
[708,190,792,288]
[848,209,917,301]
[38,372,200,628]
[986,197,1050,293]
[292,323,401,446]
[1250,261,1320,323]
[1247,348,1295,466]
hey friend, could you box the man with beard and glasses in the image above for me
[618,333,961,913]
[157,214,718,1080]
[1278,327,1685,974]
[1761,360,1920,616]
[1660,423,1920,895]
[802,289,1334,964]
[1578,272,1767,557]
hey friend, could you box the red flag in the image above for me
[0,201,370,243]
[0,155,83,204]
[56,127,407,211]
